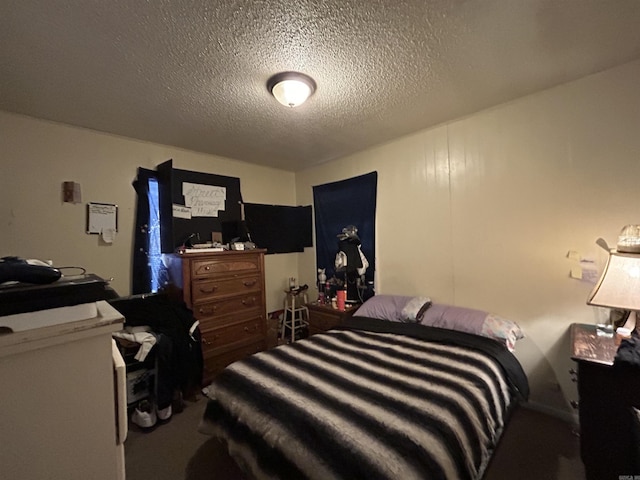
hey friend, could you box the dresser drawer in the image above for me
[191,256,262,280]
[192,275,261,303]
[200,316,264,354]
[192,293,263,320]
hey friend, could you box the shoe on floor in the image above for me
[157,404,172,421]
[131,399,157,429]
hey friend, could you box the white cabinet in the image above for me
[0,301,125,480]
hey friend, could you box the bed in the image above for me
[199,296,529,480]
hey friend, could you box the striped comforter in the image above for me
[199,316,529,480]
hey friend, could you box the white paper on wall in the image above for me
[182,182,226,217]
[172,204,192,219]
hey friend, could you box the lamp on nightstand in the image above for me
[587,225,640,335]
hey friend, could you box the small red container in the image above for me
[336,289,346,311]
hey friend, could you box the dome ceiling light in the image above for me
[267,71,316,108]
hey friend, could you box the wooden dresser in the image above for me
[180,250,267,385]
[570,323,640,479]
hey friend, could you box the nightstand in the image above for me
[306,302,360,336]
[570,323,640,479]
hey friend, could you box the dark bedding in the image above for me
[199,316,529,480]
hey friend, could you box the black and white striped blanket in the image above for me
[199,317,529,480]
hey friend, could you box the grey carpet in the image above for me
[125,396,243,480]
[125,398,584,480]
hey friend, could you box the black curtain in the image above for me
[313,172,377,286]
[157,160,243,252]
[131,168,157,295]
[244,203,313,253]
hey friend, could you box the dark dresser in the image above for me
[571,323,640,479]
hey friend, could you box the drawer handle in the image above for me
[198,306,217,315]
[569,368,577,382]
[199,285,218,294]
[204,266,211,271]
[241,297,256,306]
[244,325,258,333]
[243,279,257,287]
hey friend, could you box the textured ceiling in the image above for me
[2,1,640,172]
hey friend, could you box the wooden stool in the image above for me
[281,288,309,343]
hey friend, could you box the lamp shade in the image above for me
[267,72,316,108]
[587,251,640,311]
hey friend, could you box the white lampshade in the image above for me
[588,251,640,311]
[267,72,316,108]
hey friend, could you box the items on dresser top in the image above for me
[0,256,61,285]
[179,249,267,385]
[0,273,114,317]
[0,273,118,332]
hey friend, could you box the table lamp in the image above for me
[587,225,640,334]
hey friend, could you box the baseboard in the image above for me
[521,400,579,426]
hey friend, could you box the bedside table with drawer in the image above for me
[570,323,640,479]
[306,302,360,336]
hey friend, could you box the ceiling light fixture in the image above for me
[267,71,316,108]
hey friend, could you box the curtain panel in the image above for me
[312,172,377,289]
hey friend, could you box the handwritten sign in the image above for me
[182,182,226,217]
[86,202,118,234]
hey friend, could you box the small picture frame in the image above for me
[86,202,118,234]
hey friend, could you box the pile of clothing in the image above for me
[110,293,203,429]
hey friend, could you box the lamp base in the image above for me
[622,310,638,332]
[596,323,614,337]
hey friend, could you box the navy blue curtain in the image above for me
[313,172,377,289]
[131,168,157,294]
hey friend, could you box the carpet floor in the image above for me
[125,397,585,480]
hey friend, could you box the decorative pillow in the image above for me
[481,314,524,351]
[421,303,524,351]
[354,295,431,323]
[400,296,432,323]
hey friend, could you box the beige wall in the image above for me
[3,58,640,417]
[0,112,298,312]
[295,59,640,418]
